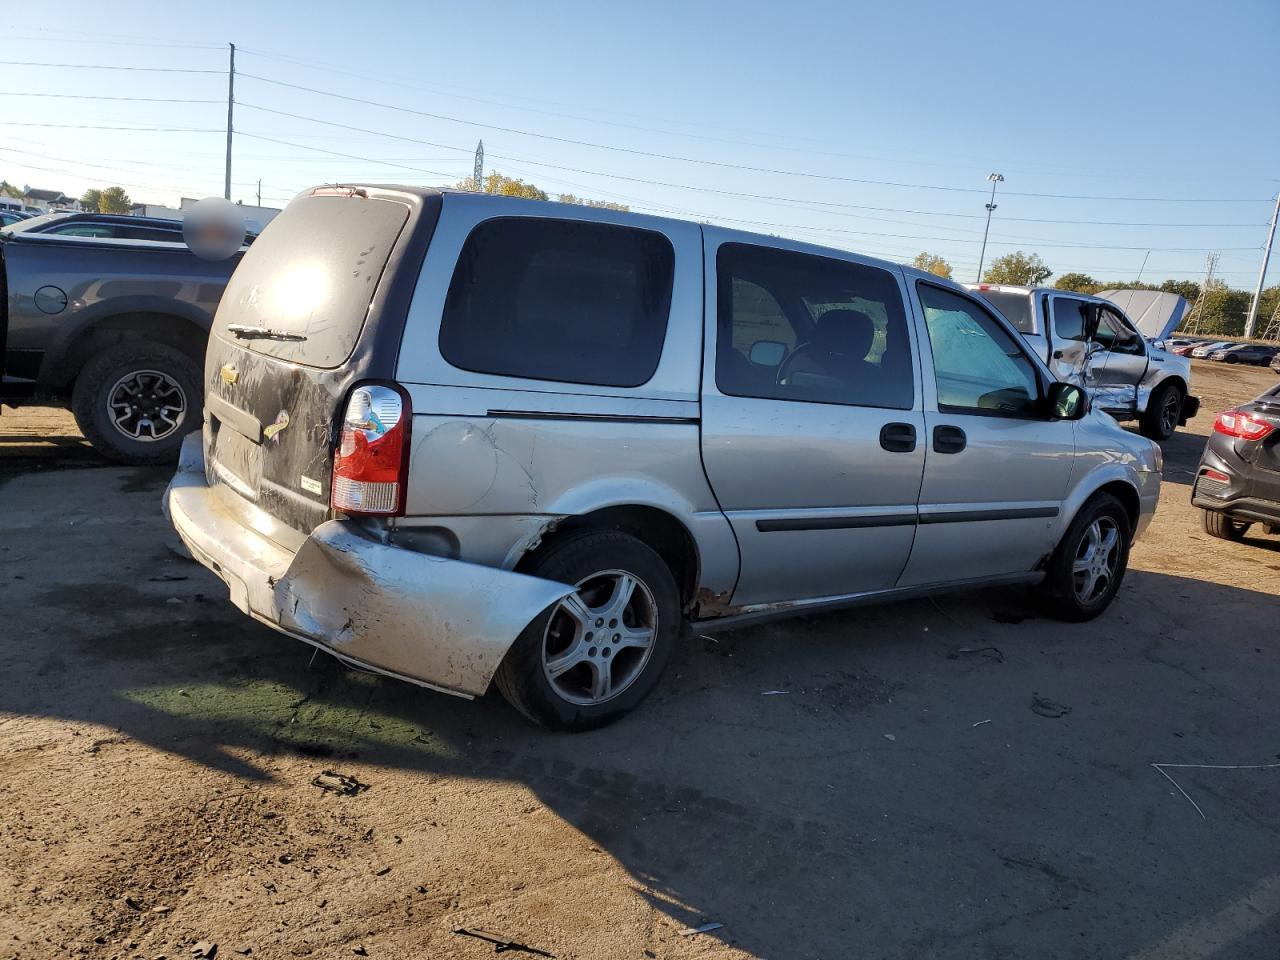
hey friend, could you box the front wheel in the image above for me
[1034,493,1132,622]
[71,341,202,465]
[1139,382,1183,441]
[494,530,680,731]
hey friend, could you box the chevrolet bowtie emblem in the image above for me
[219,363,239,385]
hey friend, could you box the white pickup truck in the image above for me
[967,284,1199,440]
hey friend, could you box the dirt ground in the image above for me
[2,360,1279,960]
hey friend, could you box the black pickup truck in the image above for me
[1,233,242,463]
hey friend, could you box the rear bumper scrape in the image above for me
[166,433,574,698]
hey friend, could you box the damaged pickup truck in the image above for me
[167,187,1163,729]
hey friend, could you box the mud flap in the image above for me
[273,521,575,697]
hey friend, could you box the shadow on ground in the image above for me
[4,462,1280,957]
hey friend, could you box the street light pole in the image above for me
[223,43,235,201]
[976,172,1004,282]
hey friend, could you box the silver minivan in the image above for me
[167,187,1162,729]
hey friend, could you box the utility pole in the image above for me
[1244,191,1280,339]
[224,42,235,201]
[976,172,1004,282]
[256,178,261,207]
[473,140,484,191]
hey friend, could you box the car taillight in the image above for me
[331,384,411,516]
[1213,408,1275,442]
[1202,468,1231,484]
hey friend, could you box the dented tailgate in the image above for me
[201,188,440,544]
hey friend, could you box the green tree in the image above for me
[911,251,953,279]
[1159,279,1201,303]
[0,180,23,199]
[1054,272,1101,294]
[1194,283,1250,336]
[983,251,1052,285]
[455,172,547,200]
[80,188,103,213]
[555,193,629,212]
[98,186,131,214]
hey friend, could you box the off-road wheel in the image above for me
[1139,381,1183,441]
[71,341,201,465]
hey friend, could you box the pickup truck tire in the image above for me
[495,530,680,731]
[1034,493,1131,623]
[1202,509,1250,541]
[71,342,202,465]
[1139,381,1183,441]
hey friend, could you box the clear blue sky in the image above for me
[3,0,1278,289]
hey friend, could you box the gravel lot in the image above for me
[2,360,1279,960]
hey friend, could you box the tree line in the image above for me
[912,249,1277,338]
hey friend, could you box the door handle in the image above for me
[933,425,967,454]
[879,422,917,453]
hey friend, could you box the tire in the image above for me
[71,341,202,465]
[494,530,681,731]
[1202,509,1250,541]
[1034,493,1132,623]
[1139,381,1183,441]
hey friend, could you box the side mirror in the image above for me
[749,340,786,367]
[1047,381,1089,421]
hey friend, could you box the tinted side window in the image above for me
[440,218,674,388]
[1053,297,1089,342]
[716,243,913,410]
[918,283,1041,416]
[50,224,114,237]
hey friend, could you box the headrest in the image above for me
[813,309,875,361]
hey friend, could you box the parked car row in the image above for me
[1174,338,1279,366]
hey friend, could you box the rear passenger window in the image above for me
[440,218,675,387]
[715,243,913,410]
[1053,298,1090,342]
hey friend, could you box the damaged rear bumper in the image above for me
[164,433,573,698]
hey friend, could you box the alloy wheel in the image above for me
[541,569,658,705]
[1072,516,1121,604]
[106,369,188,442]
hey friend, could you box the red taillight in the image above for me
[331,384,411,516]
[1213,408,1275,442]
[1202,469,1231,484]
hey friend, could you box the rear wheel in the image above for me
[494,530,680,731]
[1034,493,1131,622]
[1202,509,1250,541]
[1139,381,1183,441]
[71,341,201,465]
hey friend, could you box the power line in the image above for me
[0,60,223,73]
[0,121,221,132]
[234,72,1270,203]
[0,92,220,103]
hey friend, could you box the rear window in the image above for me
[439,217,675,387]
[214,195,410,368]
[979,291,1034,333]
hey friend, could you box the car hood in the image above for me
[1097,289,1188,340]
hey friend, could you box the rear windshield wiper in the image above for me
[227,324,307,342]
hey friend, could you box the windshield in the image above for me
[978,290,1034,333]
[211,194,409,368]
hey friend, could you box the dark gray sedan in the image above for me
[1193,384,1280,542]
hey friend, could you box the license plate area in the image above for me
[212,421,263,500]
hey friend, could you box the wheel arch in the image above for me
[43,310,210,390]
[516,504,702,612]
[1137,373,1186,414]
